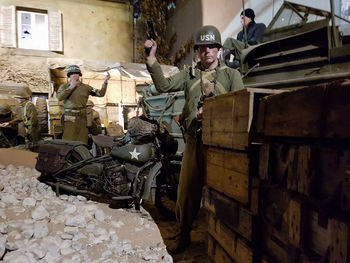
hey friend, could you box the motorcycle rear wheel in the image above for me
[66,145,92,165]
[39,144,91,183]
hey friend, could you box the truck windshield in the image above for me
[269,1,350,30]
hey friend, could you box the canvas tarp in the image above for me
[47,58,179,80]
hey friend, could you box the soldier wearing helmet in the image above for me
[223,8,266,67]
[144,25,244,253]
[86,100,102,136]
[57,65,110,144]
[1,89,41,143]
[0,103,21,147]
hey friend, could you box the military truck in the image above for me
[136,83,185,155]
[241,1,350,89]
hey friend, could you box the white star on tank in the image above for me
[129,148,141,160]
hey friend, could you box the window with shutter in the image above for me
[17,10,49,50]
[0,5,16,48]
[48,11,63,52]
[0,5,63,52]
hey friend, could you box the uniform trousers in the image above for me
[175,135,207,232]
[63,111,88,144]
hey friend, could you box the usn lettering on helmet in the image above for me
[200,34,215,41]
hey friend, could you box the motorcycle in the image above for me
[36,116,180,220]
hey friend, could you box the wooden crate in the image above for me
[260,188,309,261]
[206,146,259,205]
[207,234,235,263]
[202,88,285,151]
[261,187,350,262]
[260,142,350,211]
[207,212,254,263]
[308,211,350,263]
[255,82,350,139]
[202,187,256,242]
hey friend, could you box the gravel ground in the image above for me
[0,164,172,263]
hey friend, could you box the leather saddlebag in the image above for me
[35,140,83,174]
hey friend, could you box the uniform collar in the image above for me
[196,60,221,72]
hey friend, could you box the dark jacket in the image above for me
[237,21,266,45]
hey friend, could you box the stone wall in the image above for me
[0,0,133,93]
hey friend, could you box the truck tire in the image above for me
[36,98,48,133]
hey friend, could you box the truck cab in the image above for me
[241,1,350,89]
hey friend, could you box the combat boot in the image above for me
[166,229,191,254]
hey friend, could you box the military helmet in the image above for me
[194,25,222,49]
[14,89,30,99]
[86,100,94,107]
[0,103,11,115]
[67,65,82,77]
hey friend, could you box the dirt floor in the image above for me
[142,200,210,263]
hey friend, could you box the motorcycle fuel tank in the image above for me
[111,143,156,163]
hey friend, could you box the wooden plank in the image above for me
[329,219,350,263]
[250,178,260,216]
[299,253,323,263]
[308,211,331,256]
[260,188,290,244]
[323,82,350,139]
[255,83,350,139]
[206,147,249,174]
[207,213,254,263]
[266,143,350,211]
[202,187,254,242]
[207,234,235,263]
[288,199,303,248]
[202,88,282,150]
[262,224,289,263]
[202,131,249,151]
[341,173,350,213]
[256,85,324,137]
[259,144,269,181]
[206,147,250,205]
[296,145,312,196]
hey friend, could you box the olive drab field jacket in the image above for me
[146,60,244,139]
[57,82,107,110]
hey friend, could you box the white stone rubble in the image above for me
[0,164,172,262]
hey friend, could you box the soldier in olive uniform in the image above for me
[144,25,244,253]
[86,100,102,136]
[0,103,21,147]
[57,65,110,144]
[2,90,41,143]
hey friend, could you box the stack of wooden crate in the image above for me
[255,83,350,263]
[202,88,284,263]
[202,83,350,263]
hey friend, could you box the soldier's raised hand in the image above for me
[69,78,79,89]
[104,72,111,84]
[144,39,157,60]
